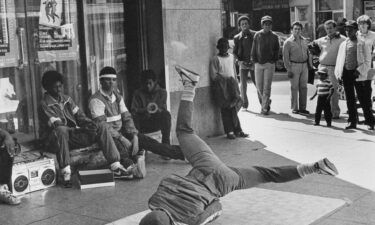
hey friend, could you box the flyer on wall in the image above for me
[0,0,19,68]
[37,0,78,62]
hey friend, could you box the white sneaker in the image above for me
[132,151,146,178]
[175,65,200,85]
[112,165,134,179]
[315,158,338,176]
[0,190,21,205]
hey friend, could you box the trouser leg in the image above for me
[0,149,13,187]
[356,80,375,125]
[299,63,308,110]
[342,69,358,123]
[290,64,300,111]
[254,63,265,108]
[240,69,249,108]
[112,136,133,168]
[50,126,72,168]
[231,107,243,133]
[324,98,333,124]
[138,133,184,160]
[262,63,275,112]
[159,111,172,144]
[232,166,301,190]
[250,69,261,104]
[94,122,120,164]
[327,66,340,117]
[315,96,324,124]
[221,107,234,134]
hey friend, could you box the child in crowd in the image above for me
[310,67,334,127]
[210,38,249,139]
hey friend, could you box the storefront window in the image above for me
[317,0,343,11]
[83,0,127,99]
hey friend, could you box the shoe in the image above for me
[292,110,299,114]
[299,109,310,114]
[132,151,147,178]
[260,110,269,115]
[63,180,73,188]
[112,165,134,179]
[314,122,320,126]
[267,99,272,112]
[0,190,21,205]
[367,124,375,130]
[226,133,236,139]
[345,122,357,129]
[327,123,332,127]
[235,131,249,138]
[175,65,200,85]
[315,158,338,176]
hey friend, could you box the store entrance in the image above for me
[0,0,83,145]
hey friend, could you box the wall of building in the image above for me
[161,0,224,143]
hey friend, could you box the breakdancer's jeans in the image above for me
[176,100,301,197]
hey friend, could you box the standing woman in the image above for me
[210,38,249,139]
[356,15,375,130]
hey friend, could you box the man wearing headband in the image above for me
[39,70,130,187]
[89,67,185,178]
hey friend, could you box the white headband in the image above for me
[100,74,117,79]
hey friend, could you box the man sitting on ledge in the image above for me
[131,70,172,145]
[39,70,134,187]
[139,65,339,225]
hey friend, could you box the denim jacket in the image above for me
[39,93,91,140]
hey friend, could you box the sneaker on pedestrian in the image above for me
[292,110,299,114]
[112,165,134,179]
[299,109,310,114]
[315,158,338,176]
[175,65,200,86]
[235,131,249,138]
[345,122,356,130]
[133,151,147,178]
[0,190,21,205]
[226,133,236,139]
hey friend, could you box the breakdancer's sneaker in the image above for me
[315,158,338,176]
[0,190,21,205]
[132,150,147,178]
[175,65,200,86]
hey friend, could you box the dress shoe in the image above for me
[367,124,375,130]
[292,110,299,114]
[345,123,356,129]
[226,133,236,139]
[235,131,249,138]
[299,109,310,114]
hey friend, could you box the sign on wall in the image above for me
[37,0,78,62]
[0,0,19,68]
[364,1,375,28]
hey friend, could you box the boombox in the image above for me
[11,153,56,196]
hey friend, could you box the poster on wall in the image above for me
[37,0,78,62]
[0,0,19,68]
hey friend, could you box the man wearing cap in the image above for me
[283,21,312,115]
[251,15,280,115]
[335,18,375,130]
[88,67,185,172]
[314,20,345,119]
[233,15,260,109]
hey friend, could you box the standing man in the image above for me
[314,20,345,119]
[233,15,260,109]
[251,15,280,115]
[131,70,171,144]
[0,129,21,205]
[89,67,185,167]
[283,21,311,114]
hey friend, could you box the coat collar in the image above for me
[43,92,70,106]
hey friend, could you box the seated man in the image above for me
[39,70,132,187]
[0,128,20,205]
[88,67,185,174]
[139,66,339,225]
[131,70,171,144]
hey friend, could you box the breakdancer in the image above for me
[139,65,338,225]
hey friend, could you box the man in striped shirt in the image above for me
[310,67,334,126]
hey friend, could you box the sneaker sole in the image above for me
[322,158,338,176]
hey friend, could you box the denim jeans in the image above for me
[176,100,301,197]
[254,63,275,112]
[289,63,308,111]
[45,122,120,168]
[240,68,261,108]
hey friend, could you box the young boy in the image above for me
[310,67,334,127]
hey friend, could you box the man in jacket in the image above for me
[0,128,20,205]
[251,15,280,115]
[39,70,131,187]
[139,65,339,225]
[283,21,311,114]
[88,67,185,169]
[233,15,260,109]
[131,70,171,144]
[314,20,346,119]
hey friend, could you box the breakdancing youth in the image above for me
[139,65,339,225]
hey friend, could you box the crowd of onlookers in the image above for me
[212,14,375,139]
[1,13,374,207]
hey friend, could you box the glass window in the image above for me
[317,0,343,11]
